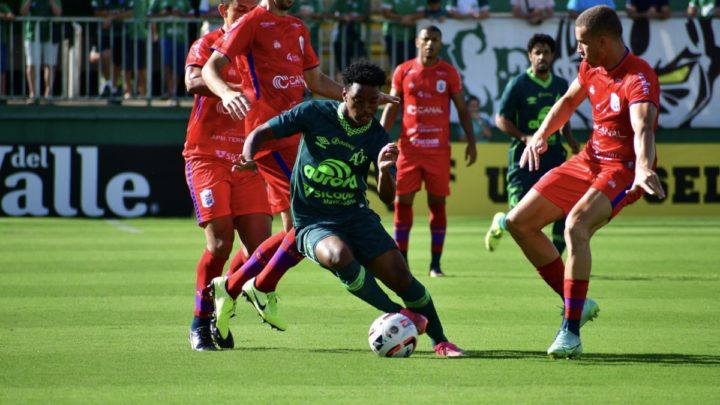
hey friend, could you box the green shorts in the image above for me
[507,147,566,209]
[296,211,398,266]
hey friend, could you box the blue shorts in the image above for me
[297,211,398,267]
[161,38,186,75]
[0,44,7,72]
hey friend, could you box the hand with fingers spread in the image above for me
[519,133,548,172]
[629,166,666,199]
[379,92,400,105]
[221,90,252,121]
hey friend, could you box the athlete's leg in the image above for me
[228,213,272,276]
[315,235,401,313]
[394,192,415,263]
[427,193,447,276]
[505,189,566,297]
[561,188,610,336]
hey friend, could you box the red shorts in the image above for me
[254,141,299,214]
[396,152,451,196]
[533,154,643,219]
[185,158,271,226]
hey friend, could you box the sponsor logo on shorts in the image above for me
[200,189,214,208]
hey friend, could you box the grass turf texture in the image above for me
[1,216,719,404]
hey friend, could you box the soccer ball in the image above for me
[368,313,418,358]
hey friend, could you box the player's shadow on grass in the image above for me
[464,350,720,365]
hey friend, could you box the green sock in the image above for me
[552,219,566,255]
[399,278,447,344]
[335,261,402,313]
[499,213,508,231]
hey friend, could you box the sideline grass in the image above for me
[1,216,718,404]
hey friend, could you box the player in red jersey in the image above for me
[183,0,273,352]
[504,6,666,358]
[380,25,477,278]
[202,0,346,232]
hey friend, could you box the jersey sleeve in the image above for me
[497,77,519,119]
[626,67,660,108]
[301,25,320,70]
[212,16,253,60]
[185,36,211,68]
[391,65,404,93]
[576,60,589,87]
[448,65,462,95]
[266,102,311,139]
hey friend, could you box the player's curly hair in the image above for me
[342,60,386,88]
[527,34,555,54]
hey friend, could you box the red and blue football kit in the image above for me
[212,7,320,212]
[534,50,660,218]
[183,28,271,225]
[392,58,462,196]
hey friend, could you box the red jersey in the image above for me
[183,28,248,163]
[213,6,319,152]
[578,51,660,164]
[392,58,462,155]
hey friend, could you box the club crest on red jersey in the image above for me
[436,80,446,93]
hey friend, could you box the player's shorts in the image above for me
[533,154,643,220]
[507,149,566,209]
[254,142,298,214]
[396,152,451,196]
[24,40,58,66]
[185,158,271,226]
[296,210,398,266]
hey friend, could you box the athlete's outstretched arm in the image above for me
[303,66,344,100]
[451,91,477,166]
[376,143,399,205]
[379,87,402,133]
[304,67,400,105]
[201,51,251,120]
[628,102,666,199]
[521,78,587,171]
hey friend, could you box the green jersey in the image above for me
[23,0,62,42]
[149,0,190,43]
[267,100,393,228]
[130,0,148,40]
[0,2,11,46]
[381,0,424,40]
[498,68,568,166]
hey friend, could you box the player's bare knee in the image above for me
[317,243,354,271]
[504,212,524,238]
[565,217,590,246]
[207,237,233,258]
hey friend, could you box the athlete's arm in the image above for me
[561,122,580,154]
[376,143,399,204]
[628,102,666,199]
[521,78,587,171]
[451,91,477,166]
[234,122,275,172]
[185,66,216,97]
[495,115,529,143]
[202,51,251,121]
[379,87,402,133]
[303,66,344,100]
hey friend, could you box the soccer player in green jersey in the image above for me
[215,61,465,357]
[485,34,580,255]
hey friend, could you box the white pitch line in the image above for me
[105,220,144,234]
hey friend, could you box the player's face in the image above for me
[575,25,602,67]
[528,43,554,75]
[272,0,294,11]
[416,29,442,60]
[221,0,256,24]
[343,83,381,127]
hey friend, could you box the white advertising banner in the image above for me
[429,17,720,129]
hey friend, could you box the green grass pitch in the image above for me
[1,216,718,404]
